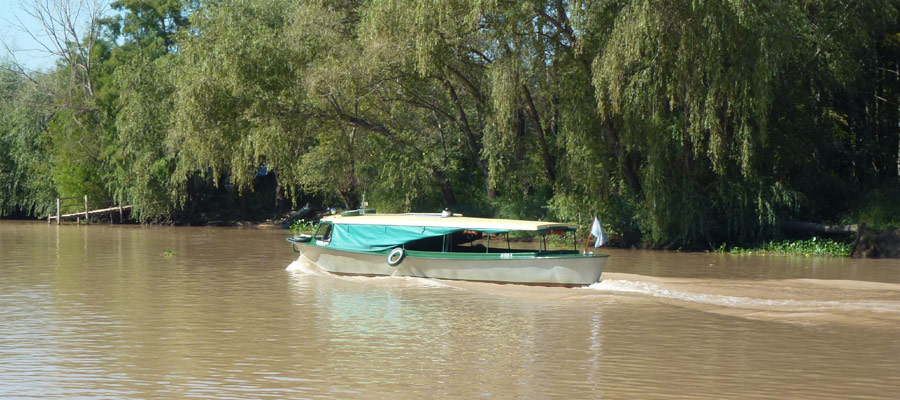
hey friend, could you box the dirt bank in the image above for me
[852,226,900,258]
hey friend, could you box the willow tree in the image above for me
[360,0,503,205]
[365,0,625,225]
[101,0,194,219]
[584,0,900,246]
[762,0,900,223]
[111,55,179,218]
[584,1,795,245]
[167,0,307,205]
[359,1,572,217]
[167,1,446,210]
[290,1,466,210]
[0,67,55,217]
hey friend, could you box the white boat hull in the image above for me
[293,244,607,286]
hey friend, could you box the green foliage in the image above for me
[0,67,56,217]
[289,219,317,235]
[169,0,319,201]
[45,109,111,201]
[111,54,179,219]
[108,0,192,56]
[2,0,899,252]
[843,183,900,231]
[719,237,853,257]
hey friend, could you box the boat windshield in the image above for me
[314,222,333,244]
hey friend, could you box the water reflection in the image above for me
[287,263,606,398]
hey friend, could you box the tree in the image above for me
[1,0,108,107]
[0,66,55,217]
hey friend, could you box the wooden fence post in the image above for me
[56,198,61,225]
[84,195,89,224]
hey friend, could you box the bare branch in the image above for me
[445,63,484,105]
[2,0,109,103]
[536,7,576,48]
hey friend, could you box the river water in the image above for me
[1,220,898,399]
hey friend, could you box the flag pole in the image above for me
[583,216,594,254]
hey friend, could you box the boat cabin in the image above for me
[308,212,581,255]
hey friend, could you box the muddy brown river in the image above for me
[1,220,898,399]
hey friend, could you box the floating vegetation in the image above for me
[716,237,852,257]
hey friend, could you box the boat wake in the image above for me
[284,256,455,289]
[285,257,329,276]
[584,273,900,327]
[589,279,900,312]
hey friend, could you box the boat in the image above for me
[286,210,608,286]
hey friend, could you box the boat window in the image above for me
[404,235,444,252]
[454,230,579,254]
[314,222,333,245]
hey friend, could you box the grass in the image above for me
[715,236,852,257]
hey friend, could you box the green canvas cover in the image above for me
[328,223,465,252]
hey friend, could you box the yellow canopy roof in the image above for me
[320,213,578,232]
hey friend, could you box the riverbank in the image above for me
[8,213,900,259]
[715,227,900,259]
[851,227,900,258]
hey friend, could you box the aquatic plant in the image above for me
[717,237,852,257]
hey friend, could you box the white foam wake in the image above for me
[587,279,900,313]
[285,257,329,276]
[284,257,454,289]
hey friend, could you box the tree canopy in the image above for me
[1,0,899,247]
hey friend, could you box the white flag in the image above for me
[590,216,607,247]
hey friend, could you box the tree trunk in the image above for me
[275,179,285,213]
[522,84,556,185]
[340,186,360,210]
[443,79,494,200]
[603,122,642,194]
[433,169,457,208]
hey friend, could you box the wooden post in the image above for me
[118,205,123,223]
[84,195,89,224]
[56,198,61,225]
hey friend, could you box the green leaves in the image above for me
[0,68,55,216]
[2,0,898,250]
[723,237,852,257]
